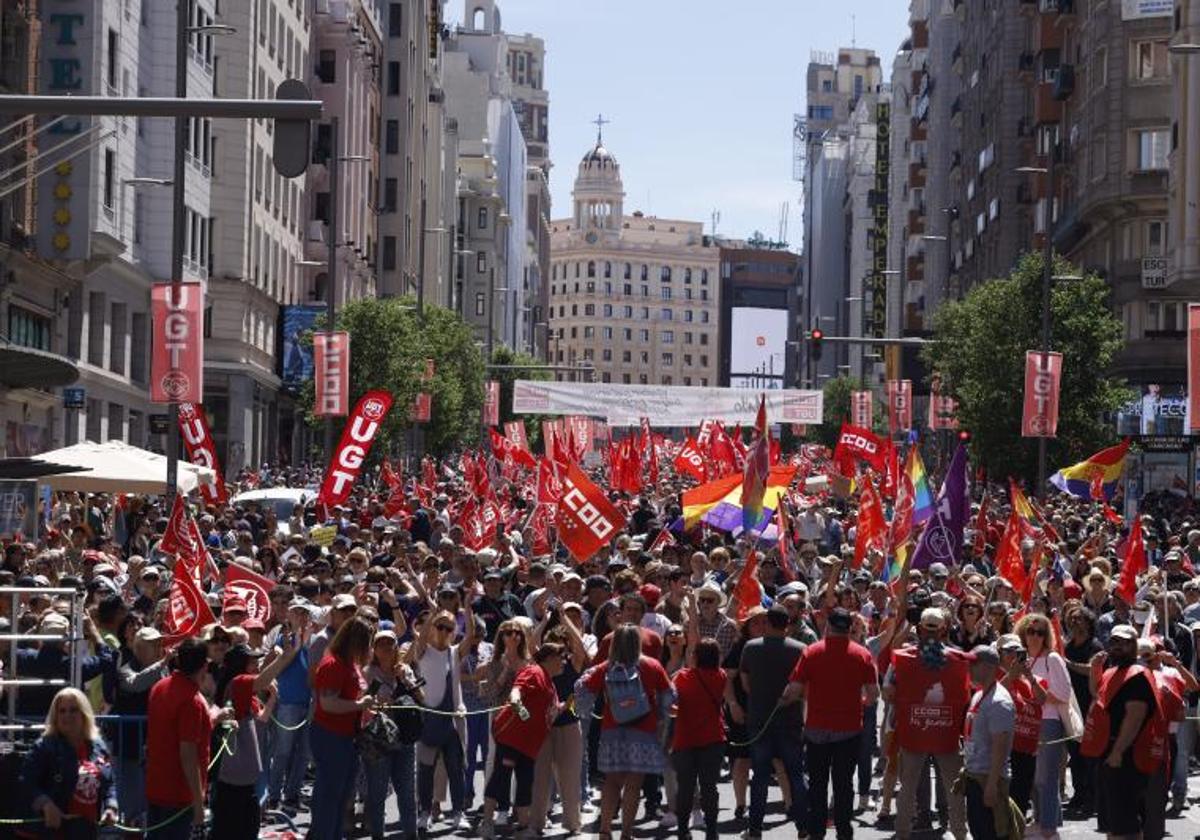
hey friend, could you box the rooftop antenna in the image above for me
[592,113,609,144]
[711,209,721,237]
[851,14,857,47]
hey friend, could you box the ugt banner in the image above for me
[483,380,500,427]
[178,403,228,504]
[556,461,627,562]
[313,332,350,417]
[851,391,873,428]
[1190,305,1200,433]
[150,282,203,403]
[1021,350,1063,438]
[886,380,912,432]
[316,390,393,509]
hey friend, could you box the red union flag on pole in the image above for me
[150,282,203,403]
[177,402,228,504]
[1189,305,1200,433]
[851,391,873,428]
[1022,350,1063,438]
[225,562,275,624]
[162,559,217,647]
[556,461,627,562]
[483,380,500,427]
[504,420,529,452]
[313,332,350,417]
[673,436,707,481]
[886,380,913,433]
[316,390,393,509]
[412,392,431,422]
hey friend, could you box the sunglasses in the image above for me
[1026,628,1047,637]
[667,629,684,637]
[501,629,520,637]
[698,598,718,606]
[435,625,455,633]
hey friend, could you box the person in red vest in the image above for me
[883,607,970,840]
[1081,624,1162,840]
[1136,637,1196,840]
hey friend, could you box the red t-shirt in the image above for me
[313,653,364,737]
[146,672,212,807]
[580,655,672,735]
[66,742,102,824]
[671,667,727,751]
[493,664,558,759]
[227,673,263,721]
[789,636,878,732]
[594,627,663,663]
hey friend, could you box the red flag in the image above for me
[729,423,747,468]
[177,403,228,505]
[315,390,393,510]
[380,461,401,490]
[150,283,204,403]
[733,551,764,621]
[649,527,677,552]
[530,504,553,555]
[422,456,437,491]
[853,477,888,570]
[769,436,781,467]
[973,492,991,557]
[708,424,739,477]
[159,494,195,557]
[490,428,536,468]
[832,423,887,474]
[1116,517,1146,604]
[536,458,563,506]
[224,563,274,624]
[673,437,708,481]
[557,461,628,561]
[504,420,529,452]
[162,559,217,646]
[994,508,1026,593]
[647,437,660,486]
[881,439,899,500]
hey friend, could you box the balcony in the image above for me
[910,161,927,189]
[908,209,926,235]
[907,255,924,282]
[950,95,963,128]
[910,119,927,142]
[1033,81,1062,124]
[1034,11,1064,53]
[1053,63,1075,100]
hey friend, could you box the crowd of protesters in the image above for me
[2,445,1200,840]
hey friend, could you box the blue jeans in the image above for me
[117,756,146,825]
[268,702,310,803]
[748,724,808,834]
[310,722,359,840]
[145,803,194,840]
[1034,718,1064,830]
[1172,713,1196,800]
[464,709,490,803]
[858,703,878,796]
[365,744,416,838]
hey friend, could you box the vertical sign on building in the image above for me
[863,101,891,340]
[1021,351,1063,438]
[313,332,350,417]
[412,392,432,423]
[886,379,913,433]
[1188,305,1200,433]
[851,391,873,428]
[483,381,500,427]
[150,283,204,403]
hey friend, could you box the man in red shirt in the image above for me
[783,607,879,840]
[145,638,235,840]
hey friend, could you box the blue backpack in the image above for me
[605,662,651,725]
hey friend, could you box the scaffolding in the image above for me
[0,586,88,727]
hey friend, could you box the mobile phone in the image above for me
[367,679,382,696]
[367,583,380,593]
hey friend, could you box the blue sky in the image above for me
[445,0,910,250]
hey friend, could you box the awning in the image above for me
[0,458,89,480]
[22,440,215,494]
[0,338,79,389]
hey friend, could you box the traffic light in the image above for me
[958,429,972,443]
[810,328,824,362]
[273,79,313,178]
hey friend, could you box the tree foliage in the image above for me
[490,345,551,449]
[922,251,1129,482]
[300,297,485,458]
[809,375,885,447]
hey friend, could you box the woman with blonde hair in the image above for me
[17,687,118,837]
[1015,611,1072,837]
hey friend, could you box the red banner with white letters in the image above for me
[313,332,350,417]
[150,282,203,403]
[556,461,627,562]
[316,390,393,509]
[224,563,274,624]
[504,420,529,452]
[412,393,431,422]
[851,391,873,428]
[673,436,708,481]
[178,402,227,504]
[1189,305,1200,433]
[832,423,887,474]
[483,380,500,427]
[1021,350,1062,438]
[886,379,912,433]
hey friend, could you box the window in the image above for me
[1092,46,1107,90]
[603,304,612,317]
[700,311,710,323]
[684,310,693,322]
[584,304,594,316]
[640,285,649,298]
[660,266,672,281]
[317,50,336,83]
[384,177,397,212]
[571,305,578,316]
[684,332,693,344]
[701,269,709,284]
[684,268,692,283]
[382,236,397,270]
[700,289,709,301]
[700,355,709,367]
[587,261,595,277]
[661,287,672,300]
[662,353,674,365]
[107,28,118,89]
[1134,129,1170,171]
[684,354,693,366]
[103,149,115,209]
[623,306,633,318]
[640,265,648,281]
[662,330,674,344]
[640,352,649,365]
[1132,40,1169,80]
[583,326,594,338]
[623,263,631,279]
[604,261,612,278]
[700,333,709,345]
[1147,220,1167,257]
[622,350,632,363]
[640,307,649,319]
[639,374,648,385]
[602,349,612,361]
[387,61,400,95]
[476,251,486,272]
[8,306,51,351]
[385,119,399,154]
[388,2,403,37]
[623,328,632,341]
[602,327,613,339]
[622,283,632,296]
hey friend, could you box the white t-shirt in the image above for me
[1030,651,1072,722]
[417,645,462,710]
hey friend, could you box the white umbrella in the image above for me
[26,440,216,494]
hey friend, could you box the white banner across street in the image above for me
[511,380,824,427]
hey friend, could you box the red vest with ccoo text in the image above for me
[1079,664,1168,773]
[892,647,972,754]
[1008,675,1046,756]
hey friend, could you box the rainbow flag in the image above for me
[1049,439,1129,501]
[908,447,935,525]
[682,464,798,533]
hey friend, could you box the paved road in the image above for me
[264,764,1200,838]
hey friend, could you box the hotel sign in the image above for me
[864,102,891,340]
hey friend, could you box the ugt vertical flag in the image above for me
[910,444,970,569]
[1021,350,1062,438]
[150,282,203,403]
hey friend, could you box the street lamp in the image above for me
[1168,43,1200,55]
[120,177,171,242]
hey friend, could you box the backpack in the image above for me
[605,662,651,725]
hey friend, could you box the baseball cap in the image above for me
[223,596,248,614]
[585,575,612,592]
[242,617,266,632]
[928,562,949,578]
[39,612,70,634]
[134,626,163,643]
[1110,624,1138,642]
[997,633,1024,654]
[331,593,358,611]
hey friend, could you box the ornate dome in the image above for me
[581,142,616,167]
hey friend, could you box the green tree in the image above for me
[300,297,485,458]
[490,345,551,448]
[805,375,889,448]
[922,251,1128,481]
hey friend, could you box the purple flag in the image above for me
[910,444,970,569]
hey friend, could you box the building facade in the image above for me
[548,137,720,386]
[717,245,802,389]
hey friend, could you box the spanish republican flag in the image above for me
[682,464,798,533]
[1049,439,1129,501]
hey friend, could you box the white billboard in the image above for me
[1122,0,1172,19]
[730,307,790,387]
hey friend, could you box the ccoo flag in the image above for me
[910,444,970,570]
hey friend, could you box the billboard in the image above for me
[279,304,326,389]
[729,307,789,389]
[1117,384,1187,436]
[1121,0,1172,19]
